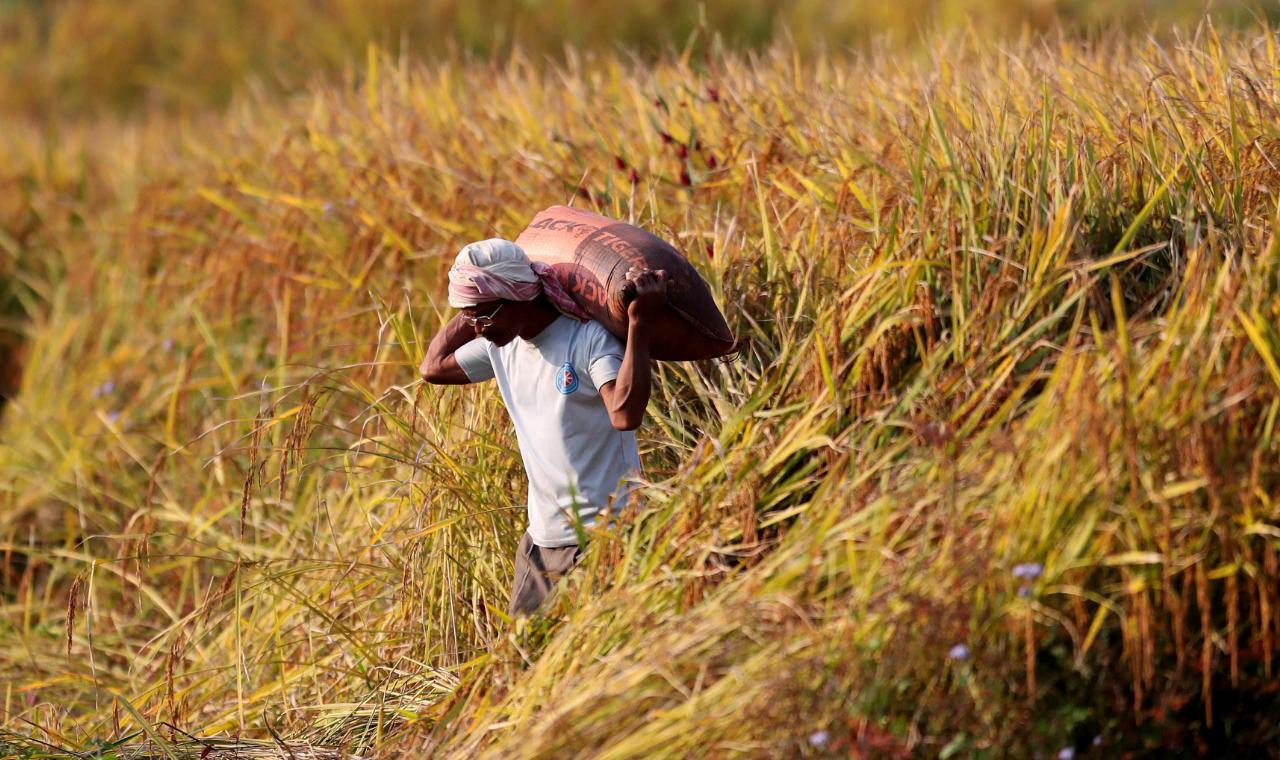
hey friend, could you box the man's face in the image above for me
[461,300,517,345]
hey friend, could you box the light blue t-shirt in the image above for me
[454,316,642,547]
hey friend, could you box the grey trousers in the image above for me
[508,531,584,617]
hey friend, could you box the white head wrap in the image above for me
[447,238,590,319]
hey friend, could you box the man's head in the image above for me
[447,239,590,343]
[457,297,552,346]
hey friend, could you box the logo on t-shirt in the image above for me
[555,362,580,395]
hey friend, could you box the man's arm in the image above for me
[420,313,478,385]
[599,269,667,431]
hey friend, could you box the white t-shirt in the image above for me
[454,315,642,547]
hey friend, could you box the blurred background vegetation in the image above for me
[0,0,1277,119]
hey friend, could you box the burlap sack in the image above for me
[514,206,735,361]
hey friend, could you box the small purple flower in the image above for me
[948,643,970,661]
[1092,735,1102,747]
[106,410,121,424]
[93,380,115,399]
[1057,748,1074,760]
[161,338,173,351]
[1017,585,1032,598]
[322,201,335,218]
[1012,562,1043,580]
[808,730,830,747]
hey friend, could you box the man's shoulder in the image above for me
[582,319,621,347]
[468,336,497,356]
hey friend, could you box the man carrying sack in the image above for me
[420,238,669,617]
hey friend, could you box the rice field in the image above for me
[3,5,1280,758]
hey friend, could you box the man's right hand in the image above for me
[420,312,477,385]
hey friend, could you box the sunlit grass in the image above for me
[2,18,1280,758]
[0,0,1276,118]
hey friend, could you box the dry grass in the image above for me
[2,16,1280,759]
[1,0,1273,117]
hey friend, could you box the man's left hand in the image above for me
[623,267,669,321]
